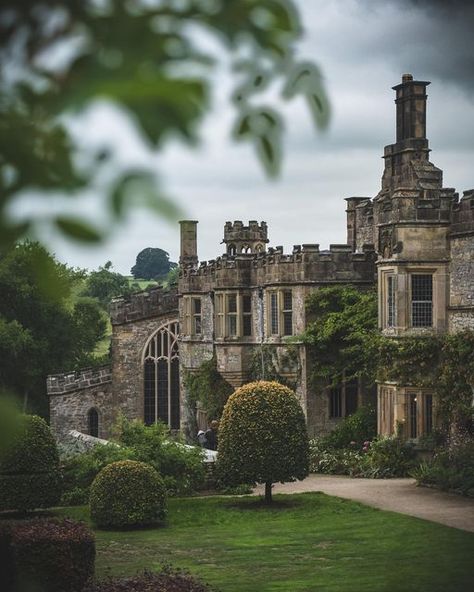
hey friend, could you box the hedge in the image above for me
[0,415,62,512]
[1,518,95,592]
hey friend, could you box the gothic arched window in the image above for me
[143,321,180,429]
[228,244,236,256]
[88,408,99,438]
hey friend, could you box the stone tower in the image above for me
[222,221,268,255]
[375,74,457,438]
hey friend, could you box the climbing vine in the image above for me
[183,356,233,421]
[248,344,300,391]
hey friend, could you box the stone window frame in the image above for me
[214,291,252,339]
[328,378,359,419]
[142,320,180,429]
[405,390,434,440]
[182,295,202,337]
[409,273,433,328]
[266,288,294,337]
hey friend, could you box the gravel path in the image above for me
[254,475,474,533]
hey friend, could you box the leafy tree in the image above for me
[302,285,379,387]
[131,247,177,280]
[216,381,309,504]
[0,1,329,250]
[0,242,107,416]
[82,261,130,307]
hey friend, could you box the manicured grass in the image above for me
[56,493,474,592]
[125,276,159,290]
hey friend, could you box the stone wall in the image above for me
[48,367,114,440]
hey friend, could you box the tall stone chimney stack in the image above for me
[393,73,430,142]
[179,220,198,266]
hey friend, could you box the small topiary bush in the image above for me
[4,518,95,592]
[0,414,62,512]
[216,380,309,504]
[90,460,167,529]
[84,567,215,592]
[361,436,416,478]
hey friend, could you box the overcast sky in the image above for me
[20,0,474,275]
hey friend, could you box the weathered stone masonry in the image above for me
[48,75,473,443]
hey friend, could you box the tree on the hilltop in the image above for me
[131,248,177,280]
[0,1,329,251]
[216,381,309,504]
[82,261,130,307]
[0,242,107,417]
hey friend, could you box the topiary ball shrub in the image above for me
[90,460,167,529]
[10,518,95,592]
[216,380,309,504]
[0,414,62,512]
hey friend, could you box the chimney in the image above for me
[392,74,430,142]
[179,220,198,266]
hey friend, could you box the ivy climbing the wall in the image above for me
[184,356,233,421]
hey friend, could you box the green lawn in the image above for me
[57,493,474,592]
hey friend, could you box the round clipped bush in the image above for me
[90,460,166,528]
[0,414,62,512]
[216,380,309,504]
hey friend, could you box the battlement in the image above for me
[223,220,269,255]
[451,190,474,236]
[179,242,376,291]
[47,365,111,395]
[110,286,179,325]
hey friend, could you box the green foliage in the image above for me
[90,460,167,529]
[115,418,205,495]
[319,405,377,449]
[4,518,95,592]
[411,433,474,497]
[61,443,135,506]
[131,247,177,280]
[216,381,309,502]
[309,435,416,479]
[379,331,474,432]
[248,344,300,390]
[303,286,379,387]
[61,420,205,502]
[184,356,233,421]
[0,242,107,415]
[0,414,62,512]
[361,436,416,478]
[0,1,329,249]
[82,261,130,307]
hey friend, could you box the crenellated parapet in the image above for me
[47,365,111,395]
[179,243,376,292]
[222,220,269,255]
[110,286,179,325]
[451,190,474,236]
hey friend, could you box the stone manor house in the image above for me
[48,75,474,443]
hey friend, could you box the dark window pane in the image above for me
[411,275,433,327]
[424,394,433,435]
[283,290,292,311]
[243,295,251,313]
[88,409,99,437]
[193,298,201,314]
[157,358,169,425]
[409,393,417,438]
[228,315,237,336]
[194,316,202,334]
[144,359,155,425]
[270,293,278,334]
[345,380,358,416]
[170,358,180,430]
[228,294,237,313]
[387,276,396,327]
[283,311,293,336]
[243,315,252,336]
[330,386,342,418]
